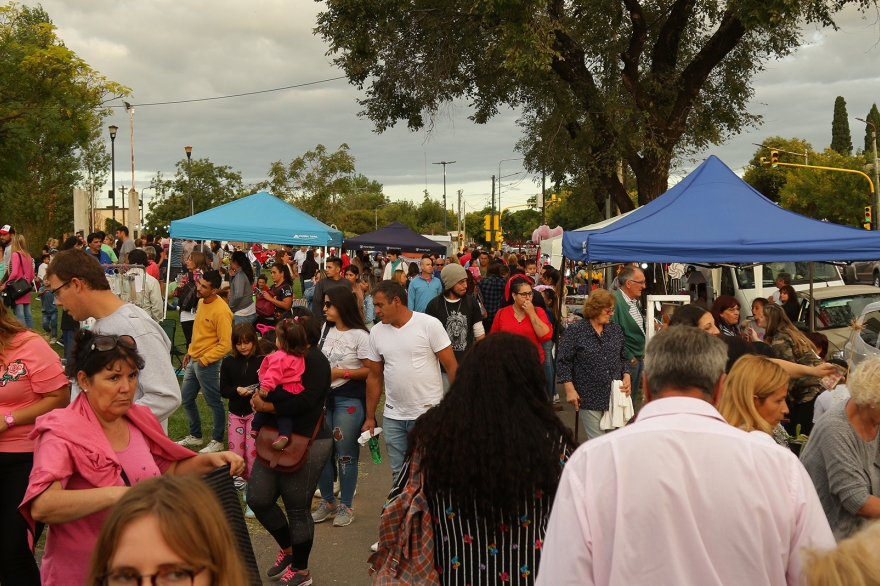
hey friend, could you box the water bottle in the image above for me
[368,437,382,464]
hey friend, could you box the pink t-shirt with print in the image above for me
[115,420,163,484]
[0,332,68,452]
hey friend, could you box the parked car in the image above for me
[794,285,880,360]
[843,261,880,287]
[844,300,880,368]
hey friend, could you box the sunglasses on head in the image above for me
[82,335,137,363]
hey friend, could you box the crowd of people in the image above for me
[5,230,880,586]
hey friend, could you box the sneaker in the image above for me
[244,504,256,518]
[370,541,379,552]
[333,504,354,527]
[48,337,57,345]
[313,487,321,498]
[177,435,204,448]
[54,339,64,347]
[267,550,294,580]
[273,435,289,450]
[233,476,247,491]
[279,568,312,586]
[198,440,224,454]
[311,501,336,523]
[553,394,561,404]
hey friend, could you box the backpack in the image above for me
[177,272,198,312]
[367,453,440,586]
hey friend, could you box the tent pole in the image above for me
[163,238,173,320]
[587,262,593,291]
[809,262,815,333]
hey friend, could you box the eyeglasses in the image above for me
[323,301,332,308]
[631,280,646,286]
[51,280,72,297]
[99,565,205,586]
[82,335,137,364]
[603,307,615,314]
[514,291,533,298]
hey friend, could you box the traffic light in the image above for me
[759,157,768,166]
[493,214,500,231]
[485,231,492,242]
[484,214,491,230]
[865,206,873,230]
[770,150,779,169]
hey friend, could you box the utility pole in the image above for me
[491,175,496,246]
[109,125,118,225]
[432,161,456,233]
[125,102,135,229]
[857,117,880,230]
[457,189,463,242]
[541,170,546,225]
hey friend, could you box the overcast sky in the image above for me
[27,0,880,218]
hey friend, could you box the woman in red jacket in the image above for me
[490,275,552,362]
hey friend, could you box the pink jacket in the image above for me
[19,393,194,586]
[259,351,305,395]
[6,251,34,305]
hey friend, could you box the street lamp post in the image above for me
[109,125,118,225]
[857,117,880,231]
[432,161,456,233]
[374,202,391,230]
[184,146,193,216]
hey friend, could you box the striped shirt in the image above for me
[619,289,644,332]
[388,444,570,585]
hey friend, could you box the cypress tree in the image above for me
[864,103,880,156]
[831,96,853,155]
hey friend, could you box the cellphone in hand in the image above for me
[244,384,260,395]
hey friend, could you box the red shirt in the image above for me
[145,260,160,280]
[489,305,553,361]
[460,253,472,266]
[341,253,350,270]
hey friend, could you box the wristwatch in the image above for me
[3,413,14,429]
[343,369,351,380]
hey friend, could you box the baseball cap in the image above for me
[0,225,10,234]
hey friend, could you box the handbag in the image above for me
[176,272,198,312]
[255,408,325,473]
[368,452,441,586]
[2,252,33,308]
[255,285,279,317]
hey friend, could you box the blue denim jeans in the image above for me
[383,417,417,485]
[61,329,76,363]
[318,397,366,509]
[180,359,225,442]
[12,303,33,329]
[233,314,257,325]
[41,311,58,339]
[542,340,555,400]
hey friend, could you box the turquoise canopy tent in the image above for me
[169,191,342,247]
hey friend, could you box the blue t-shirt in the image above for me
[39,286,57,314]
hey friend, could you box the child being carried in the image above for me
[250,317,308,450]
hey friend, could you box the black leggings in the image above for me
[181,320,194,347]
[247,438,332,570]
[0,452,41,586]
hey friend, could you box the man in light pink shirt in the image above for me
[538,326,835,586]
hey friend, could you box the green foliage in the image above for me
[744,138,871,226]
[831,96,852,156]
[743,137,812,203]
[144,158,247,236]
[316,0,848,213]
[0,2,128,254]
[502,208,541,241]
[863,104,880,157]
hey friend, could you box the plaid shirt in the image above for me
[477,275,506,322]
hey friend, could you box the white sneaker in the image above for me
[314,487,322,498]
[48,337,57,345]
[198,440,224,453]
[177,435,204,448]
[370,541,379,552]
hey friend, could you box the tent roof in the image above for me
[169,191,342,246]
[343,222,447,254]
[562,155,880,263]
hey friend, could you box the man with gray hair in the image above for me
[611,264,647,404]
[538,326,834,586]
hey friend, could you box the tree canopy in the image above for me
[316,0,861,215]
[831,96,852,156]
[863,103,880,157]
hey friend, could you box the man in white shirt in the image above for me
[293,245,308,268]
[537,326,835,586]
[364,280,457,483]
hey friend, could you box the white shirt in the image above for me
[322,326,370,389]
[813,384,850,423]
[294,249,308,267]
[368,311,451,420]
[537,396,834,586]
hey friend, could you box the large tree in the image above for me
[0,3,127,251]
[831,96,852,155]
[863,103,880,159]
[316,0,856,213]
[144,158,247,236]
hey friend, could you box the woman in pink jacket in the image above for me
[20,330,245,586]
[3,234,35,328]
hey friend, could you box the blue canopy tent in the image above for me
[169,191,342,247]
[562,156,880,263]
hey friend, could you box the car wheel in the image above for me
[874,273,880,289]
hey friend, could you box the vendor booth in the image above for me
[343,221,448,255]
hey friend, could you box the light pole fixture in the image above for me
[857,118,880,231]
[432,161,456,233]
[375,202,391,230]
[109,125,118,225]
[184,146,193,216]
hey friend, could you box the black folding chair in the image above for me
[159,318,187,376]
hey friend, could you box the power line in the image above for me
[105,76,348,108]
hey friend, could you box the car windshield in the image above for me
[802,294,880,330]
[859,309,880,349]
[735,262,841,289]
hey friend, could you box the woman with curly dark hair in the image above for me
[382,332,576,585]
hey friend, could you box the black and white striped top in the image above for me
[388,445,570,585]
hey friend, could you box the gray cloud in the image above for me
[25,1,880,208]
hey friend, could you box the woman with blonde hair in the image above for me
[86,475,247,586]
[3,234,35,327]
[763,303,823,439]
[803,520,880,586]
[392,269,407,288]
[718,355,790,443]
[172,250,209,347]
